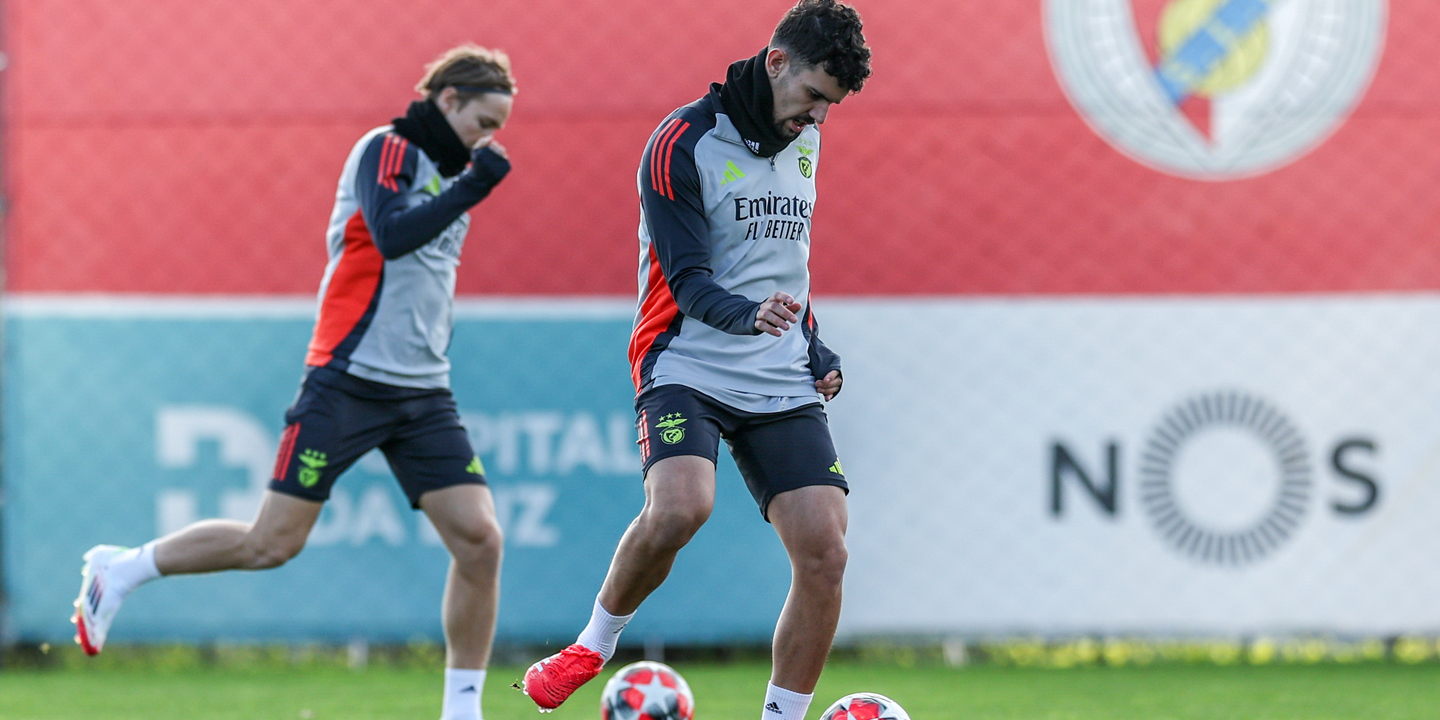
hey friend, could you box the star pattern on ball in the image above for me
[601,662,694,720]
[821,693,910,720]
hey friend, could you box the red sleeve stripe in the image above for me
[391,137,408,188]
[647,122,664,192]
[379,135,408,192]
[650,120,682,194]
[660,121,690,201]
[650,119,683,197]
[378,136,395,190]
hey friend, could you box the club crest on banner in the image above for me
[1044,0,1387,180]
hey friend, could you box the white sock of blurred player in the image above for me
[575,597,635,663]
[762,683,813,720]
[442,668,485,720]
[74,542,161,654]
[106,542,161,596]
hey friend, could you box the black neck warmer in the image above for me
[391,100,472,177]
[717,48,791,158]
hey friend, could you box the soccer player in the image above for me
[522,3,871,719]
[71,45,515,720]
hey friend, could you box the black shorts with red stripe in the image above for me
[635,383,847,521]
[269,367,485,508]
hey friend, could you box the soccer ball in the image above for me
[599,661,695,720]
[819,692,911,720]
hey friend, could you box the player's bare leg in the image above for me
[73,490,322,655]
[766,484,848,693]
[420,484,504,669]
[153,490,323,573]
[598,455,716,614]
[523,455,715,710]
[422,483,504,720]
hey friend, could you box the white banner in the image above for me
[825,294,1440,636]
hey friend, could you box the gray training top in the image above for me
[306,126,509,389]
[628,88,841,413]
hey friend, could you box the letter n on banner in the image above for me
[1051,442,1119,517]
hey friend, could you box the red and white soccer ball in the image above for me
[820,692,911,720]
[599,661,695,720]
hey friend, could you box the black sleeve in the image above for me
[641,118,761,335]
[354,134,511,260]
[801,300,842,388]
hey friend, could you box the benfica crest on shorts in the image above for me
[1044,0,1387,180]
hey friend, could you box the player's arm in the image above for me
[801,300,843,400]
[355,134,511,260]
[643,123,764,336]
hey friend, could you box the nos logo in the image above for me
[1049,391,1380,567]
[1044,0,1387,180]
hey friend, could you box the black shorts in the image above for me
[268,367,486,509]
[635,383,847,520]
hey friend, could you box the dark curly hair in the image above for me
[771,0,872,92]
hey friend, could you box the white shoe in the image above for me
[72,545,127,655]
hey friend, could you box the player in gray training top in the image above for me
[72,45,514,720]
[522,4,871,720]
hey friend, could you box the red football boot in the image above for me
[522,644,605,710]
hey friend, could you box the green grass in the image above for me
[1,662,1439,720]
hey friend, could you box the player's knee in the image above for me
[794,537,847,588]
[247,533,306,569]
[642,503,711,550]
[449,516,504,568]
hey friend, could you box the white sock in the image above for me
[575,597,634,663]
[441,668,485,720]
[762,683,814,720]
[106,543,161,597]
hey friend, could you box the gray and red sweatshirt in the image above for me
[629,88,841,413]
[305,127,509,389]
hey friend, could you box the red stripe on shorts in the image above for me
[272,423,301,481]
[636,410,651,466]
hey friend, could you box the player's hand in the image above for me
[755,292,802,337]
[475,137,508,159]
[816,370,842,402]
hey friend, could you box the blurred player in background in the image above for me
[72,44,515,720]
[522,3,871,719]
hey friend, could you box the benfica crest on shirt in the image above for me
[1044,0,1387,181]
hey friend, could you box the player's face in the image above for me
[768,50,847,140]
[439,89,513,149]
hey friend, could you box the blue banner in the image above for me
[3,306,790,644]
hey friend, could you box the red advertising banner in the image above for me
[5,0,1435,295]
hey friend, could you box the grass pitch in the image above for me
[1,661,1438,720]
